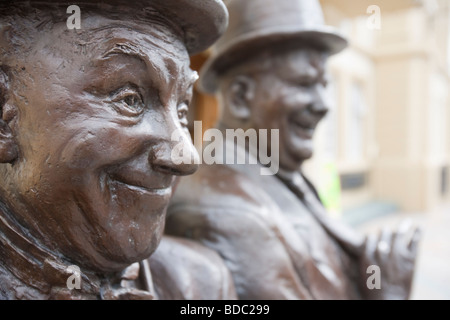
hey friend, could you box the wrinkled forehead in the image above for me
[2,7,192,75]
[48,14,189,66]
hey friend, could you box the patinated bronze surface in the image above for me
[0,0,236,300]
[167,0,420,300]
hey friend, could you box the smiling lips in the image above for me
[108,171,174,196]
[112,179,173,196]
[290,116,320,139]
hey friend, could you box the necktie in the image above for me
[280,171,364,257]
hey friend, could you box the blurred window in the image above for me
[323,75,339,160]
[346,82,366,162]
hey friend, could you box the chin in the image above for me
[68,220,164,272]
[106,225,163,261]
[279,147,313,172]
[85,240,160,272]
[112,245,157,266]
[291,142,314,161]
[298,149,313,161]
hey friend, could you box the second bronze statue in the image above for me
[167,0,421,300]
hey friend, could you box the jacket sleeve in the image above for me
[166,199,312,299]
[148,235,237,300]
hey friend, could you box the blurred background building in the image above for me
[188,0,450,222]
[315,0,450,220]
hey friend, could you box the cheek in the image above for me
[281,89,313,111]
[251,93,283,128]
[58,122,143,170]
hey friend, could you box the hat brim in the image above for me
[8,0,229,55]
[199,25,348,93]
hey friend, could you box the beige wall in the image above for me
[311,0,450,213]
[190,0,450,214]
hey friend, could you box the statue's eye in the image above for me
[123,95,140,107]
[177,102,189,127]
[111,86,144,116]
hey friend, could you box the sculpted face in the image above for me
[0,14,198,271]
[247,48,330,172]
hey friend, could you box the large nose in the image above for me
[309,84,330,118]
[148,117,199,177]
[150,138,199,176]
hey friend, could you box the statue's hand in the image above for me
[359,220,421,300]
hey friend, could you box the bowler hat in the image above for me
[199,0,348,93]
[3,0,229,55]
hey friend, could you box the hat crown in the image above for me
[199,0,347,93]
[2,0,228,55]
[213,0,326,55]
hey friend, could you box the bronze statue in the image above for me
[0,0,236,299]
[167,0,421,299]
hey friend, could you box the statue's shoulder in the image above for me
[167,163,284,243]
[171,163,276,216]
[148,236,236,300]
[0,266,45,300]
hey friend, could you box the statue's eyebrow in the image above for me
[101,43,148,65]
[187,71,199,88]
[100,42,163,84]
[176,71,198,100]
[101,42,165,94]
[100,41,196,101]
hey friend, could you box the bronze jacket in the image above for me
[167,145,365,299]
[0,200,236,300]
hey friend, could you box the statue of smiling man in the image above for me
[167,0,420,300]
[0,0,235,300]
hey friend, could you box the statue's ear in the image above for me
[226,75,255,121]
[0,68,18,164]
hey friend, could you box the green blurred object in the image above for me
[318,161,342,217]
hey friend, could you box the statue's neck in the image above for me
[0,200,102,298]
